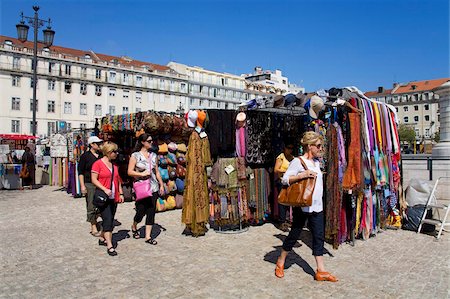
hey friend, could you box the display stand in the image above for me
[215,191,249,234]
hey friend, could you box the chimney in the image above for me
[378,86,384,93]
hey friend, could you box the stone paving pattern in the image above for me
[1,186,449,299]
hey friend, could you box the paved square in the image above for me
[1,186,449,298]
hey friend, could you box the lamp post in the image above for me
[176,101,184,115]
[16,6,55,137]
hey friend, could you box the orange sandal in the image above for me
[315,270,338,282]
[275,262,284,278]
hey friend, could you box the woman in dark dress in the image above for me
[21,147,35,189]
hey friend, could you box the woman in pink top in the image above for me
[91,141,124,256]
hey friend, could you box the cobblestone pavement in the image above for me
[1,186,449,299]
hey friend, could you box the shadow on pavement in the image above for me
[133,223,167,240]
[112,229,131,247]
[264,233,315,278]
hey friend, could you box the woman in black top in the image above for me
[78,136,103,237]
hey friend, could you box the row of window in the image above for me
[11,97,102,116]
[11,75,248,101]
[403,115,431,123]
[188,98,238,110]
[11,120,86,135]
[11,57,185,89]
[414,128,432,138]
[190,71,245,89]
[398,104,430,112]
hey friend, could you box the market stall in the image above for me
[92,86,402,245]
[0,134,37,189]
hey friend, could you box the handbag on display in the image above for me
[133,154,153,201]
[93,166,114,208]
[278,158,316,207]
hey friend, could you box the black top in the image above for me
[77,151,99,183]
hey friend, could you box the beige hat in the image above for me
[309,95,324,119]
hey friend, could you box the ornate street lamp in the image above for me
[176,101,185,115]
[16,6,55,136]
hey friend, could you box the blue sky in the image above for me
[1,0,448,92]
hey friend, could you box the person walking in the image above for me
[274,141,294,232]
[274,131,338,282]
[127,133,164,245]
[21,147,35,189]
[78,136,103,237]
[91,141,124,256]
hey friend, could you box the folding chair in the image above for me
[417,177,450,239]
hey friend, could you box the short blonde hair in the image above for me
[100,141,118,156]
[301,131,324,149]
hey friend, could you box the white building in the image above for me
[0,35,188,137]
[168,62,260,110]
[365,78,449,152]
[243,67,305,95]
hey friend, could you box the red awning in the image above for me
[0,134,37,140]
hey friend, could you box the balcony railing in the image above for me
[1,43,188,80]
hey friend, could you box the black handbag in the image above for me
[93,166,114,208]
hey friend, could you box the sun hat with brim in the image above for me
[168,142,177,152]
[88,136,103,145]
[284,93,297,107]
[197,110,207,128]
[187,110,198,128]
[309,95,325,119]
[177,143,187,153]
[273,95,285,107]
[158,143,168,154]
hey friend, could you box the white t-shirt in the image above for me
[281,156,323,213]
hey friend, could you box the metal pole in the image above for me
[32,6,39,137]
[429,157,433,181]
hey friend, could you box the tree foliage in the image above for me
[398,124,416,145]
[433,128,440,143]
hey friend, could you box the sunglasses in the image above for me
[312,144,323,149]
[111,150,119,154]
[145,139,153,143]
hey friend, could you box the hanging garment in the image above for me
[182,130,213,237]
[325,124,343,249]
[206,110,236,158]
[342,113,362,191]
[235,127,247,158]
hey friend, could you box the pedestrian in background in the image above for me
[21,147,35,189]
[91,141,124,256]
[274,131,338,282]
[78,136,103,237]
[274,141,294,232]
[127,133,164,245]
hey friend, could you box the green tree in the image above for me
[433,128,440,143]
[398,124,416,148]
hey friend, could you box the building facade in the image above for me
[168,62,259,110]
[365,78,449,150]
[243,67,305,95]
[0,35,188,137]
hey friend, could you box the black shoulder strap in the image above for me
[110,165,114,190]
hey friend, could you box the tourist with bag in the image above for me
[127,133,164,245]
[78,136,103,237]
[91,142,124,256]
[274,131,338,282]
